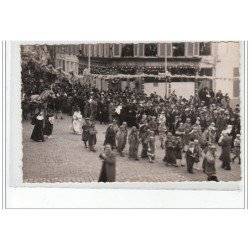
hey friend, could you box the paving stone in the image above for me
[22,116,241,183]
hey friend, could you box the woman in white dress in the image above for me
[72,107,82,134]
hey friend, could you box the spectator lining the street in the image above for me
[22,57,241,178]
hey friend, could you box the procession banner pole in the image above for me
[165,43,168,99]
[88,44,91,71]
[88,44,91,86]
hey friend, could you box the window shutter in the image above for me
[167,43,172,56]
[233,78,240,97]
[94,44,98,57]
[76,44,80,54]
[103,44,107,57]
[86,45,89,56]
[233,67,240,77]
[194,42,199,56]
[99,44,104,57]
[73,45,76,54]
[105,44,110,57]
[91,44,94,56]
[84,44,88,56]
[186,42,194,57]
[138,43,144,56]
[113,44,121,57]
[70,45,73,54]
[158,43,166,57]
[134,44,138,57]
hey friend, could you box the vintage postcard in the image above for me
[7,41,244,194]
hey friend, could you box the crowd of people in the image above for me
[24,60,241,182]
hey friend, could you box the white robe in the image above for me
[72,111,82,134]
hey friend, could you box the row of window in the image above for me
[54,42,211,58]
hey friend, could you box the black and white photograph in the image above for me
[2,1,250,250]
[19,42,242,184]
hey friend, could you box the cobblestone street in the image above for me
[22,116,241,183]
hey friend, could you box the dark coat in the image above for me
[186,148,197,171]
[43,115,54,136]
[31,116,44,142]
[116,128,127,153]
[163,140,177,164]
[98,152,116,182]
[129,132,140,159]
[202,152,216,177]
[82,121,91,142]
[104,127,116,148]
[175,141,182,159]
[88,127,97,146]
[219,135,232,163]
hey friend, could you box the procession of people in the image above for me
[25,59,241,182]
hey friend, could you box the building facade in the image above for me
[52,44,80,74]
[49,42,240,107]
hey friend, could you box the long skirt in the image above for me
[129,145,139,159]
[117,141,126,153]
[202,158,216,177]
[104,137,116,149]
[163,148,176,164]
[176,149,182,160]
[141,143,148,158]
[44,123,53,136]
[82,130,89,142]
[72,120,81,134]
[31,124,44,142]
[98,163,115,182]
[186,156,195,172]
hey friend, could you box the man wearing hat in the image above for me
[82,117,91,148]
[218,131,232,170]
[185,141,197,174]
[141,129,151,158]
[116,124,127,157]
[184,118,192,145]
[163,132,177,167]
[104,124,116,150]
[216,111,226,142]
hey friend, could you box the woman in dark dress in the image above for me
[104,124,116,149]
[98,144,116,182]
[43,110,54,138]
[31,112,45,142]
